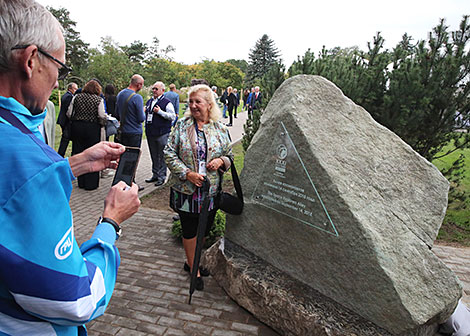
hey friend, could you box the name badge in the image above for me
[147,112,153,123]
[198,160,207,176]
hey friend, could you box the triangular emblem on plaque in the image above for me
[252,121,338,236]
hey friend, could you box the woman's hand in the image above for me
[206,158,224,171]
[186,171,205,187]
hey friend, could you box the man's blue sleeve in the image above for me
[135,95,145,123]
[0,157,120,326]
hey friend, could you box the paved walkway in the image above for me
[70,110,469,335]
[72,111,280,335]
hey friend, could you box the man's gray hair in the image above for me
[67,82,77,90]
[154,81,165,90]
[0,0,64,73]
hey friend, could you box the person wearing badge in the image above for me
[144,81,175,186]
[164,84,232,291]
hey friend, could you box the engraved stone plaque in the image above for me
[252,121,338,236]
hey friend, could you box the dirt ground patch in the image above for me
[140,184,173,212]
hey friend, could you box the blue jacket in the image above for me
[116,89,145,134]
[0,97,120,335]
[164,91,179,126]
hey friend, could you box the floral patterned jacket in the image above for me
[164,116,233,197]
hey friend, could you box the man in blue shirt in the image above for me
[115,74,145,191]
[0,1,141,334]
[164,83,180,126]
[115,74,145,148]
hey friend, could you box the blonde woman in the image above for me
[164,84,232,291]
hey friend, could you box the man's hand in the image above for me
[102,182,140,224]
[69,141,125,177]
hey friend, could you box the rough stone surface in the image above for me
[204,239,396,336]
[223,75,462,334]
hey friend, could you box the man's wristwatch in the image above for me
[97,216,122,240]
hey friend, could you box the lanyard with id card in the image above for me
[147,97,160,123]
[195,123,207,176]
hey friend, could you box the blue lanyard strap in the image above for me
[0,106,63,163]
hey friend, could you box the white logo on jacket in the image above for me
[55,227,73,260]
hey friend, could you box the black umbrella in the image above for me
[188,177,211,304]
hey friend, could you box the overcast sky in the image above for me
[37,0,469,68]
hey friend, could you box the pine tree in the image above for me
[247,34,281,85]
[287,16,470,209]
[47,7,89,76]
[243,62,285,151]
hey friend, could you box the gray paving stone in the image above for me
[135,322,167,335]
[164,328,190,336]
[231,322,259,335]
[183,321,213,335]
[176,311,203,323]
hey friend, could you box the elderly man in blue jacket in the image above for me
[0,1,140,334]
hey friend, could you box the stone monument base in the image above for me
[203,238,440,336]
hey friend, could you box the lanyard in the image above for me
[151,95,162,111]
[0,106,63,163]
[194,122,208,175]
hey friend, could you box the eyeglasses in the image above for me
[11,45,72,80]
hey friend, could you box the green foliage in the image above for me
[49,89,60,106]
[260,62,286,104]
[81,37,135,90]
[144,58,192,88]
[121,40,148,64]
[194,60,244,89]
[243,62,286,151]
[247,34,281,85]
[225,59,249,76]
[242,107,263,152]
[47,6,89,77]
[288,16,470,208]
[433,137,470,245]
[288,17,470,163]
[171,211,226,248]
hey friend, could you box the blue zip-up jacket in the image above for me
[0,97,120,336]
[115,88,145,134]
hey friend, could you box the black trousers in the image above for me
[71,121,101,190]
[120,132,142,148]
[178,210,217,239]
[228,105,234,125]
[57,124,71,157]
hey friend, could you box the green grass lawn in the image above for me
[432,138,470,245]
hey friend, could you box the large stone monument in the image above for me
[204,75,462,335]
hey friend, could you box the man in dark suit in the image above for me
[249,86,262,116]
[57,82,77,157]
[145,81,176,186]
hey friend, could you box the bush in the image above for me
[171,210,226,248]
[49,89,60,106]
